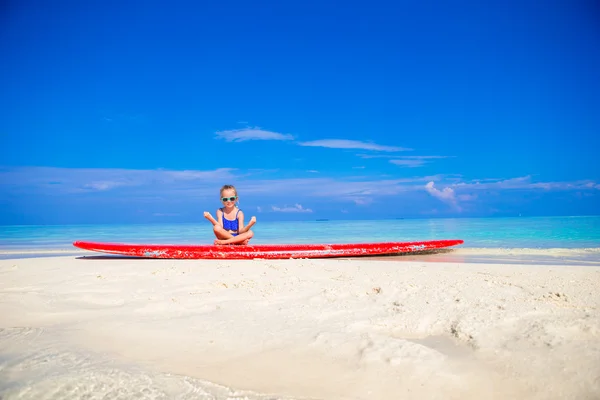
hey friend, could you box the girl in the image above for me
[203,184,256,245]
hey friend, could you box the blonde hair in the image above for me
[220,184,237,196]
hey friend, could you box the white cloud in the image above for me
[355,154,450,167]
[306,170,319,173]
[298,139,410,152]
[164,168,235,181]
[215,127,294,142]
[83,181,128,191]
[217,176,442,205]
[353,198,372,205]
[401,156,452,159]
[389,159,427,168]
[458,194,477,201]
[0,166,235,194]
[2,167,597,213]
[271,204,313,213]
[453,176,600,191]
[424,176,600,211]
[357,154,396,159]
[358,154,450,159]
[425,181,460,210]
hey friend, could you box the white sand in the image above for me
[0,255,599,399]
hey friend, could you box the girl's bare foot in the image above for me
[214,239,249,246]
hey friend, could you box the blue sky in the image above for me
[1,0,599,224]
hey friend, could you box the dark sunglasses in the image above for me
[221,196,237,202]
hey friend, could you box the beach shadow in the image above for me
[76,255,159,260]
[360,248,456,258]
[75,248,461,261]
[396,248,455,256]
[360,248,465,262]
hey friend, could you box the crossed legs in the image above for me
[203,212,253,245]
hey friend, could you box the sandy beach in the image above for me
[1,255,599,399]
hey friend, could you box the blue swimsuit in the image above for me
[222,208,240,236]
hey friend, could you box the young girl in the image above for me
[203,184,256,245]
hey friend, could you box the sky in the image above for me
[1,0,599,225]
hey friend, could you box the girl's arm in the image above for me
[238,211,256,233]
[216,209,224,227]
[203,211,218,226]
[237,211,245,233]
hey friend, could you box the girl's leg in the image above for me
[213,225,234,240]
[205,212,235,240]
[214,230,254,245]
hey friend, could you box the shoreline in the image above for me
[1,246,599,266]
[1,255,599,399]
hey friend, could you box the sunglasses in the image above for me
[221,196,237,202]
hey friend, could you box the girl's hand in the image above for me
[250,216,256,223]
[203,211,210,218]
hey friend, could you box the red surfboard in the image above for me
[73,240,463,259]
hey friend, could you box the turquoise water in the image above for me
[1,216,599,251]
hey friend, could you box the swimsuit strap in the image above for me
[221,208,239,219]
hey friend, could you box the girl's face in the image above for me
[220,188,237,206]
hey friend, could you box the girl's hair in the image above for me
[220,184,237,196]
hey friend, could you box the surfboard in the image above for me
[72,239,464,259]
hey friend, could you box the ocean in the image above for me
[1,216,599,263]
